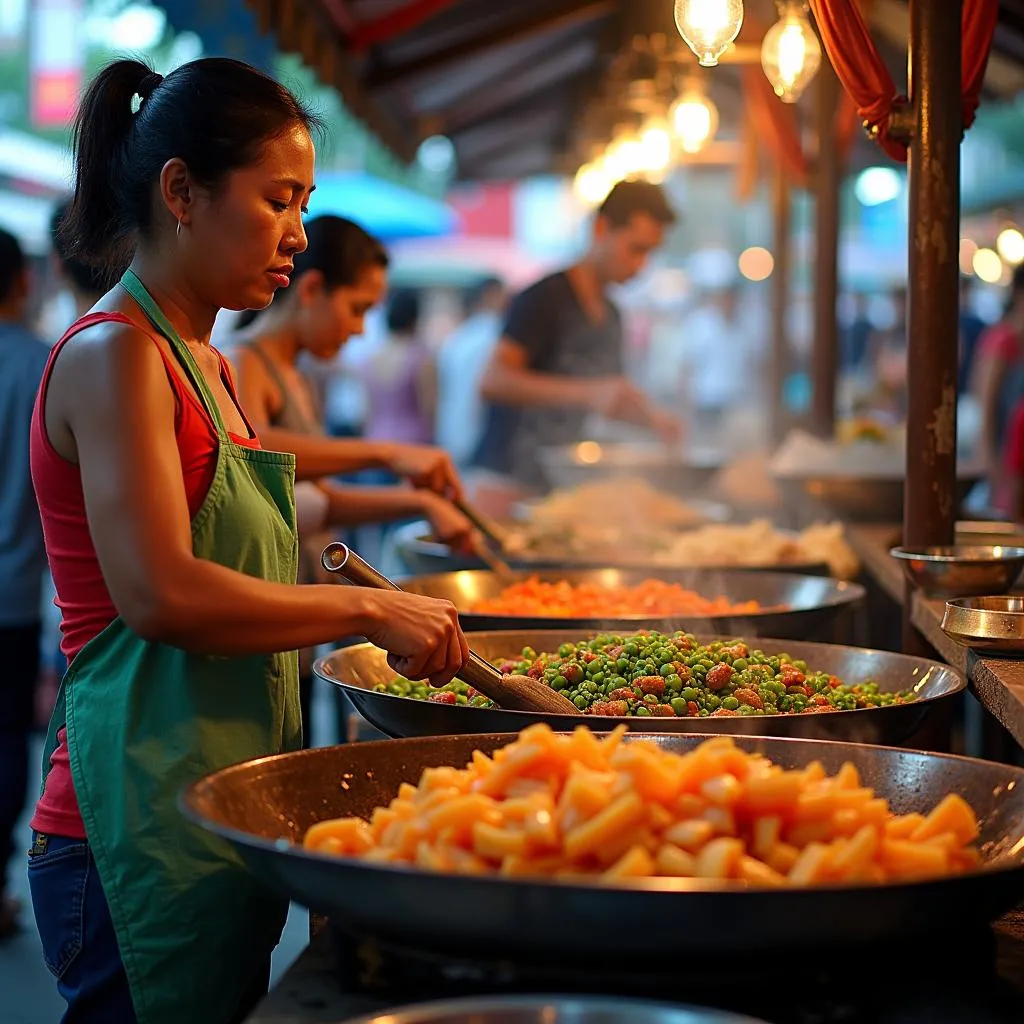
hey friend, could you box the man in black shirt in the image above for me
[471,180,680,503]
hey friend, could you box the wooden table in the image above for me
[848,525,1024,750]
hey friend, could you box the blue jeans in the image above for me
[28,832,272,1023]
[0,622,39,892]
[27,833,136,1023]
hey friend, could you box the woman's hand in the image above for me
[419,493,475,554]
[384,443,464,500]
[358,590,469,687]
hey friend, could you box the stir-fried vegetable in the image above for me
[373,631,917,717]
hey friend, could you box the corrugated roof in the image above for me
[247,0,1024,180]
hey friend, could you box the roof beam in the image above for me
[364,0,614,91]
[436,37,596,134]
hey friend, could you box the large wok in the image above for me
[314,631,964,745]
[180,733,1024,957]
[394,568,863,638]
[537,442,726,495]
[392,522,830,577]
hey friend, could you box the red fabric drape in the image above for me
[348,0,458,50]
[740,66,859,190]
[808,0,999,163]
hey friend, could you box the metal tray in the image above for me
[181,733,1024,958]
[315,631,964,745]
[394,568,862,638]
[340,996,768,1024]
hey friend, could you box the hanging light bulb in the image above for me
[761,1,821,103]
[674,0,744,68]
[638,115,674,178]
[574,162,613,206]
[603,129,646,181]
[670,86,719,154]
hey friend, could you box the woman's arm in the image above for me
[51,326,467,681]
[318,482,472,547]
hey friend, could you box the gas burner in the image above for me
[325,923,1024,1024]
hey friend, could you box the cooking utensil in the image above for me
[391,568,864,640]
[454,497,515,552]
[340,996,769,1024]
[320,543,577,715]
[181,733,1024,957]
[941,596,1024,654]
[890,545,1024,598]
[314,630,965,744]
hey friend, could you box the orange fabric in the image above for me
[809,0,999,163]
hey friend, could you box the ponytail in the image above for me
[60,59,159,284]
[60,56,321,286]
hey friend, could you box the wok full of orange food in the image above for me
[303,726,981,887]
[470,578,766,618]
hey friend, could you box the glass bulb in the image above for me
[674,0,745,68]
[671,92,719,154]
[761,1,821,103]
[638,117,673,175]
[604,135,645,180]
[574,162,613,206]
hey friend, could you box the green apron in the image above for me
[41,269,302,1024]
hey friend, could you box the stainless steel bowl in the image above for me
[941,596,1024,654]
[890,545,1024,598]
[341,996,768,1024]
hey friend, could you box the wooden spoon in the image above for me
[320,542,578,715]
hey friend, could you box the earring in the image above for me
[176,218,182,239]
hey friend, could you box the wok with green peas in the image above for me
[314,630,966,745]
[375,633,915,717]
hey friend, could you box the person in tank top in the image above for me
[28,56,469,1024]
[231,215,472,744]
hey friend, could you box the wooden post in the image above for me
[902,0,962,652]
[810,58,841,439]
[770,165,792,447]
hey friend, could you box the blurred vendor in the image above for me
[469,179,681,512]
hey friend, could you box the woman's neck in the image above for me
[126,250,219,344]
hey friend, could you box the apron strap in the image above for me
[120,269,230,440]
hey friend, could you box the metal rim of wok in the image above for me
[389,568,864,636]
[179,732,1024,957]
[314,631,965,745]
[391,520,831,575]
[338,995,770,1024]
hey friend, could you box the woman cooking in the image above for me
[28,57,469,1024]
[232,214,473,743]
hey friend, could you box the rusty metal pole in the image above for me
[810,58,841,439]
[902,0,962,652]
[769,165,792,447]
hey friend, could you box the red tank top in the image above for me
[31,312,261,838]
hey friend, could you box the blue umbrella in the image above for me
[305,171,459,241]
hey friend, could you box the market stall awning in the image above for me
[247,0,1024,181]
[305,170,458,240]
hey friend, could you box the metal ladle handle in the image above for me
[320,542,503,690]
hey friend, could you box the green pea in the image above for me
[721,696,740,711]
[671,697,688,716]
[732,658,748,671]
[682,687,699,702]
[666,674,682,693]
[635,705,651,716]
[551,675,568,691]
[573,695,588,710]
